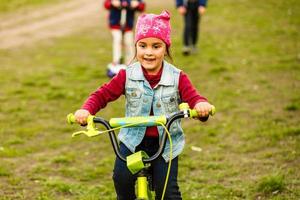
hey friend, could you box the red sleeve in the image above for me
[104,0,111,10]
[179,71,208,108]
[137,2,146,12]
[82,69,126,115]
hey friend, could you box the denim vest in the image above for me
[118,61,185,162]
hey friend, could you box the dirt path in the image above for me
[0,0,173,50]
[0,0,104,49]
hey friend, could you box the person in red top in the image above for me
[104,0,145,68]
[74,10,213,200]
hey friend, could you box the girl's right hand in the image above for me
[74,109,91,125]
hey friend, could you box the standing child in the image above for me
[176,0,207,55]
[74,10,213,200]
[104,0,145,77]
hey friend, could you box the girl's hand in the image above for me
[74,109,90,125]
[194,102,213,118]
[177,6,186,15]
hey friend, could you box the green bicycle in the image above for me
[67,103,215,200]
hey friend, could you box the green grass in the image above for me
[0,0,67,13]
[0,0,300,199]
[255,174,286,197]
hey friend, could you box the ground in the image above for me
[0,0,104,49]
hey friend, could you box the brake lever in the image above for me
[72,129,102,137]
[71,115,103,137]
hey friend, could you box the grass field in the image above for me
[0,0,67,13]
[0,0,299,199]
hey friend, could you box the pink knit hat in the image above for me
[135,10,171,47]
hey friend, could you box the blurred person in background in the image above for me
[104,0,145,77]
[175,0,207,56]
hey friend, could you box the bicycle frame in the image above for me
[67,103,215,200]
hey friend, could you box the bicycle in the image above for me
[67,103,215,200]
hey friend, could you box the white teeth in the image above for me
[144,58,154,61]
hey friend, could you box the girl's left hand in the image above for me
[194,102,213,118]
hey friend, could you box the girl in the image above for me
[74,10,213,200]
[104,0,145,76]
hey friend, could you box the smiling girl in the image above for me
[74,10,213,200]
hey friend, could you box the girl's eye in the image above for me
[138,43,146,48]
[153,45,161,49]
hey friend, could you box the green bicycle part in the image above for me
[127,151,149,175]
[109,116,167,128]
[178,102,190,111]
[137,176,151,200]
[67,113,76,124]
[190,105,216,118]
[67,114,100,137]
[179,103,216,118]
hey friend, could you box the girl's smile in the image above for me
[143,57,155,63]
[136,37,167,75]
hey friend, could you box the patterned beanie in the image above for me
[135,10,171,47]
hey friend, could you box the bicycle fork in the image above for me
[136,168,153,200]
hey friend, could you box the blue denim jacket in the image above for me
[118,61,185,162]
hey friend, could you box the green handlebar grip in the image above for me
[190,105,216,118]
[67,113,76,124]
[210,105,216,116]
[190,110,198,118]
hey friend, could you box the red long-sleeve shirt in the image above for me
[82,67,207,137]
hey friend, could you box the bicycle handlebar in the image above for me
[67,103,215,163]
[67,104,215,127]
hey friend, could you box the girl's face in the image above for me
[136,37,166,75]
